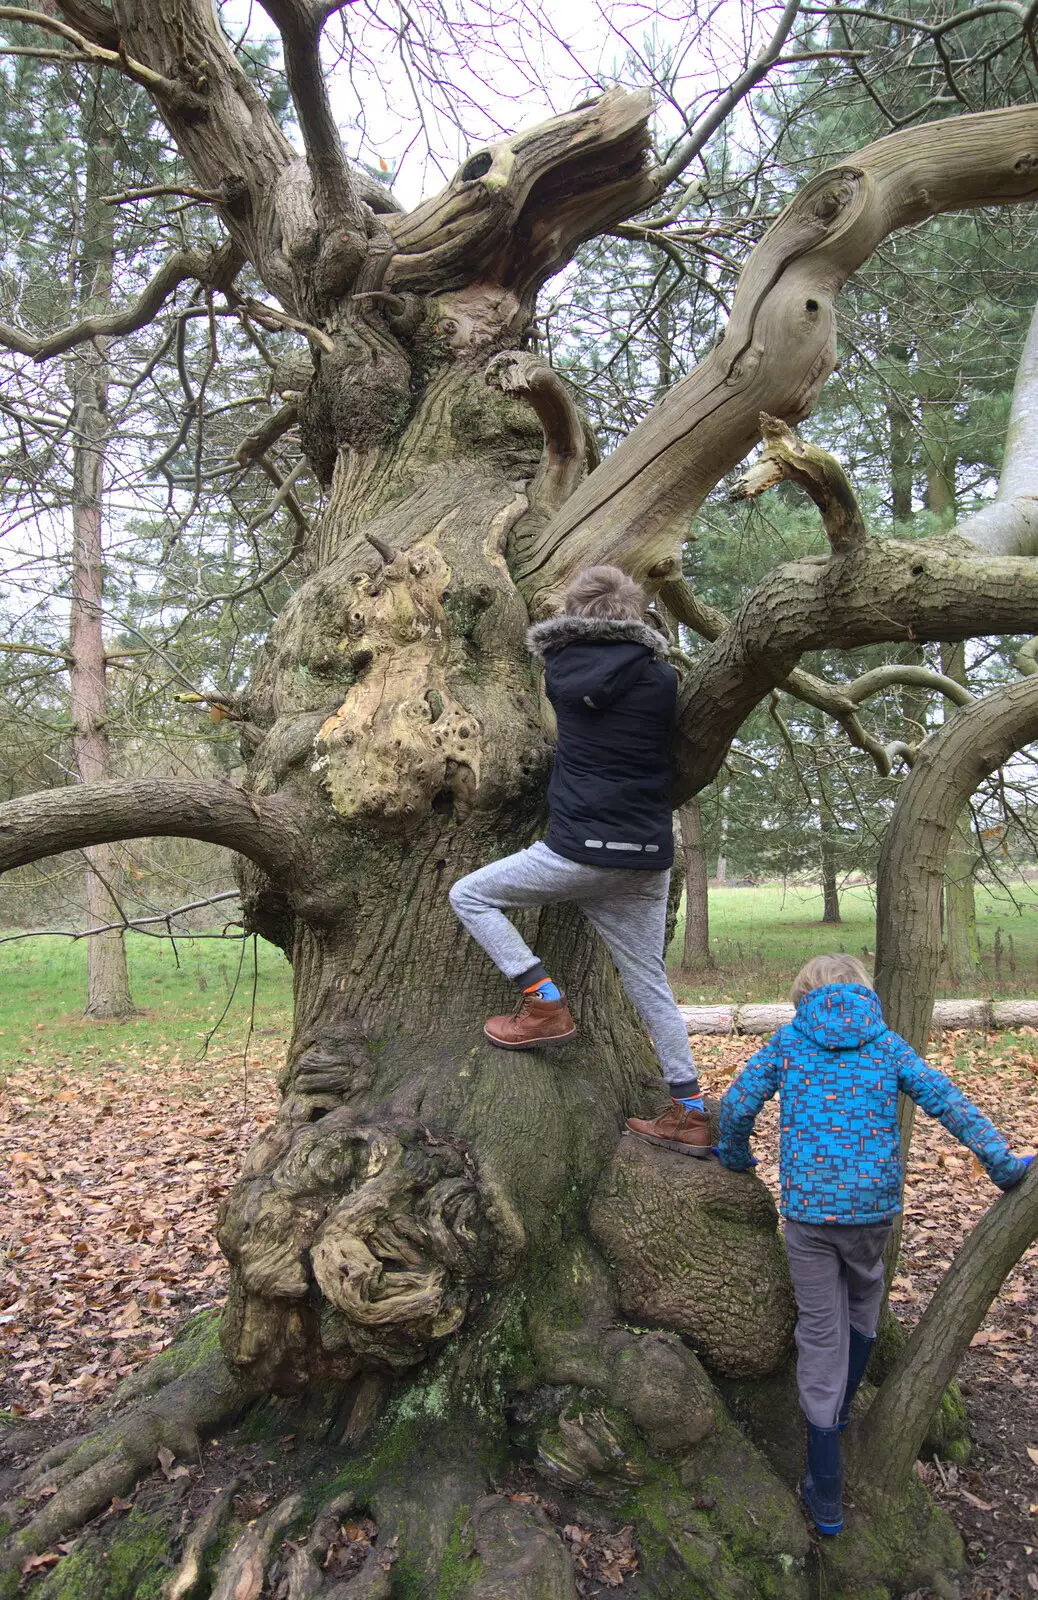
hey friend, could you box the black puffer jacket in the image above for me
[527,616,677,869]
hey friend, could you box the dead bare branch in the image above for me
[0,240,242,361]
[0,5,197,103]
[0,780,303,879]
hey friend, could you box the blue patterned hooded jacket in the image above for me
[717,984,1026,1224]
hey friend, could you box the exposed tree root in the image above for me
[283,1491,357,1599]
[819,1474,964,1600]
[461,1494,578,1599]
[590,1134,796,1377]
[0,1346,253,1575]
[163,1481,239,1600]
[209,1491,302,1600]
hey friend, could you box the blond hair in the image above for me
[791,954,873,1006]
[563,565,646,622]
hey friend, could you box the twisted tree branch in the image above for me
[662,575,976,780]
[485,350,588,536]
[523,103,1038,607]
[855,676,1038,1495]
[672,541,1038,800]
[0,240,242,360]
[0,779,302,879]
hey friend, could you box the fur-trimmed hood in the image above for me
[526,615,670,660]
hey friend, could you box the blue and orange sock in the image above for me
[524,975,562,1002]
[671,1081,704,1113]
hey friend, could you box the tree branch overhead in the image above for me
[521,104,1038,609]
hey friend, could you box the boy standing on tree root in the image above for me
[449,564,710,1155]
[717,953,1033,1539]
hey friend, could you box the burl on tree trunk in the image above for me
[2,10,1038,1589]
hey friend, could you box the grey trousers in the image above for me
[784,1218,893,1428]
[449,841,698,1091]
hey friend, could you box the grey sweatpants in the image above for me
[449,841,698,1091]
[784,1218,893,1428]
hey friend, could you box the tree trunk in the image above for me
[679,797,712,969]
[863,677,1038,1497]
[939,645,982,988]
[820,840,841,924]
[887,342,914,525]
[69,75,134,1020]
[923,395,983,988]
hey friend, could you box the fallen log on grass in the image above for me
[679,999,1038,1036]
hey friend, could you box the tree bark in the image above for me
[679,798,712,969]
[874,676,1038,1057]
[69,73,135,1020]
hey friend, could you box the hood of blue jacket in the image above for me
[792,984,888,1050]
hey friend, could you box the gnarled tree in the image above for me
[1,5,1038,1596]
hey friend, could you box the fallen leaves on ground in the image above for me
[1,1028,1036,1597]
[562,1522,639,1590]
[0,1048,279,1419]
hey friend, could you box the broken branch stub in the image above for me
[365,531,400,566]
[731,413,867,551]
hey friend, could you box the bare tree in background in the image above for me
[68,72,136,1018]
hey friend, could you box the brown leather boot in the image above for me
[626,1101,711,1156]
[484,993,577,1050]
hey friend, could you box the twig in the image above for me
[0,6,197,102]
[0,891,241,946]
[102,183,225,207]
[0,241,243,361]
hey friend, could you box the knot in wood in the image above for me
[811,180,854,223]
[219,1112,518,1384]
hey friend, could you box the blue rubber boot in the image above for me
[802,1423,844,1535]
[838,1328,876,1432]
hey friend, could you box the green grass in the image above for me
[0,931,293,1072]
[1,876,1036,1073]
[667,879,1038,1004]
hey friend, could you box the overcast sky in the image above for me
[220,0,777,207]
